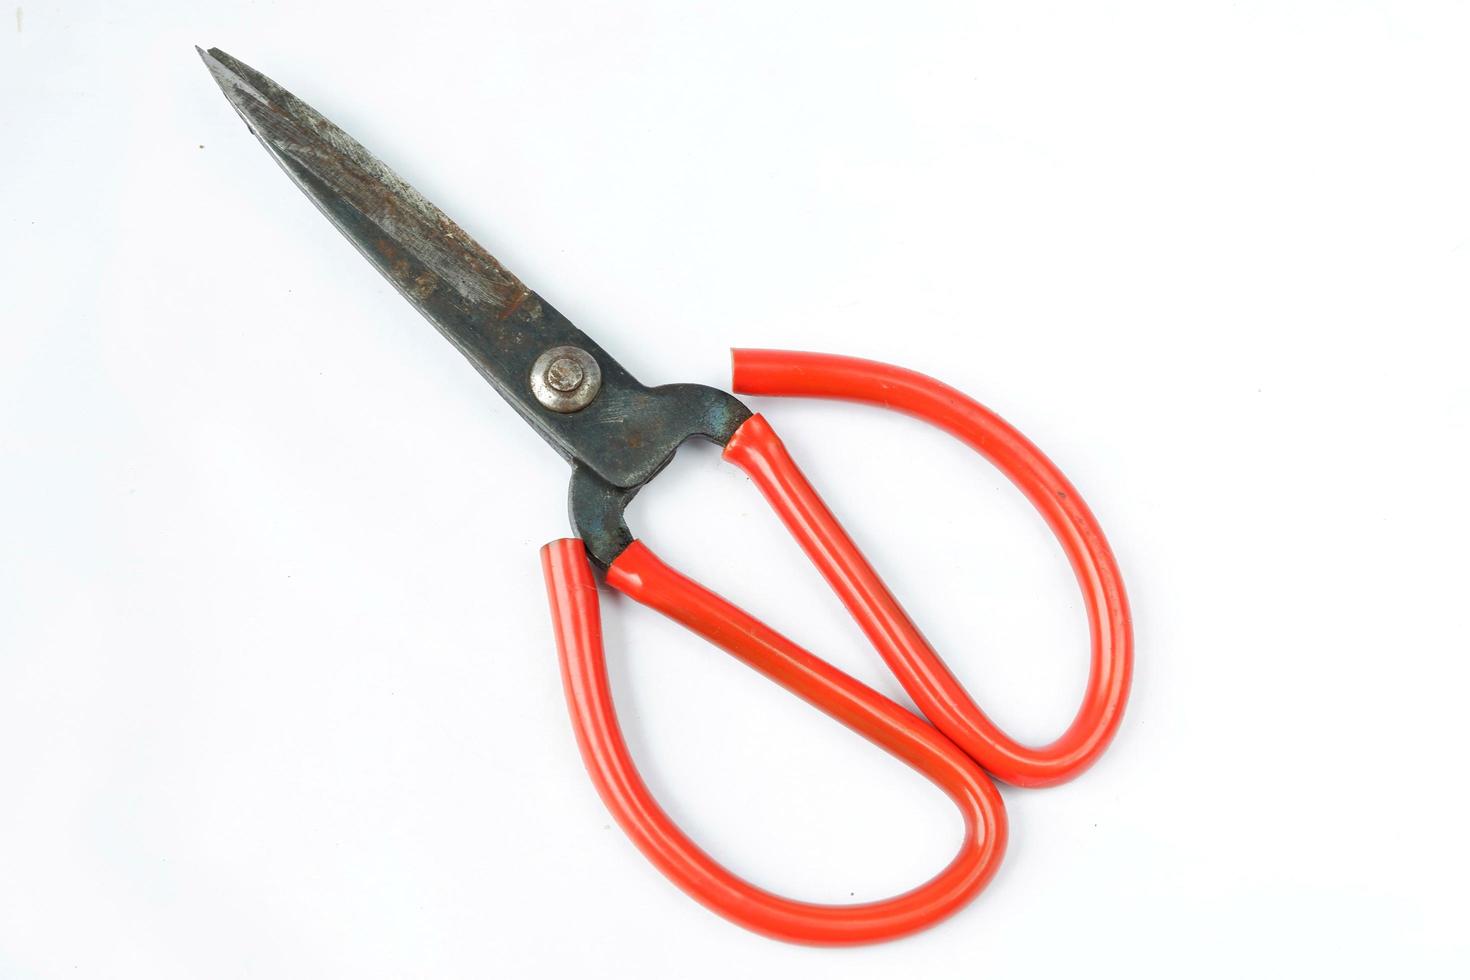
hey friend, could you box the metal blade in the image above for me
[199,47,748,498]
[198,46,537,322]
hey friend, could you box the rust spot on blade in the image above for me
[411,271,438,301]
[498,287,532,320]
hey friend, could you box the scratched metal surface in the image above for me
[198,47,748,520]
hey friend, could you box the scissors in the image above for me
[199,47,1133,945]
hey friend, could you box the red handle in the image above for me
[542,538,1007,945]
[540,351,1131,942]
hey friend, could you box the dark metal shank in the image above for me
[198,48,749,566]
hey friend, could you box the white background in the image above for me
[3,1,1468,977]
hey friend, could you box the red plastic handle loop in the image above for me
[542,538,1007,946]
[539,351,1129,941]
[728,350,1133,788]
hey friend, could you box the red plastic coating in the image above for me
[539,350,1131,943]
[727,350,1132,787]
[541,538,1007,945]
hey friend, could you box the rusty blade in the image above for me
[197,47,538,323]
[197,47,750,496]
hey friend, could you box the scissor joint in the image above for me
[567,380,750,568]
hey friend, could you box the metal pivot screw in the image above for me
[531,346,602,413]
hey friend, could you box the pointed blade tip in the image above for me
[196,45,231,87]
[197,46,251,88]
